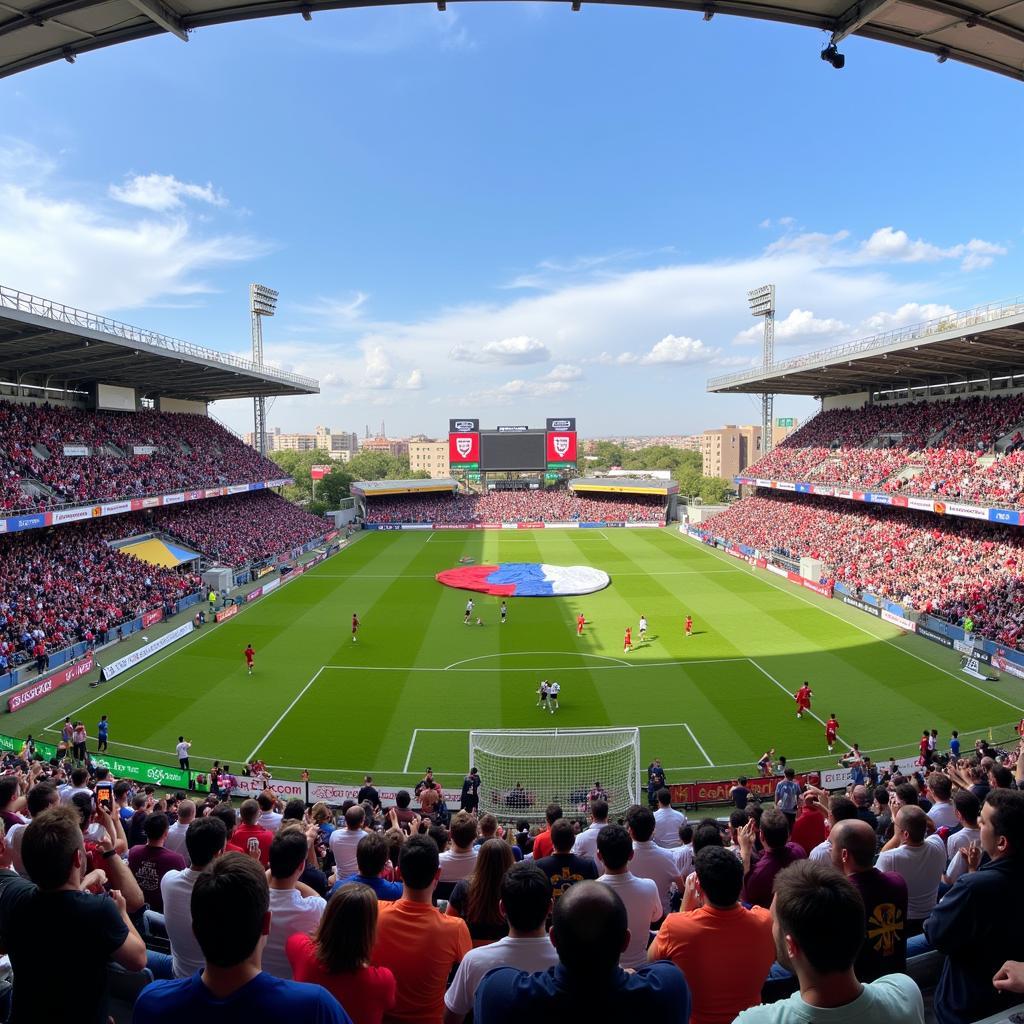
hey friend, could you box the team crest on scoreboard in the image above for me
[456,437,473,458]
[552,435,570,458]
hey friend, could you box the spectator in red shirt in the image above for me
[232,799,274,867]
[790,794,828,858]
[529,803,562,861]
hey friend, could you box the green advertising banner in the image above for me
[0,733,188,789]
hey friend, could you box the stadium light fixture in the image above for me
[250,284,278,457]
[747,284,776,459]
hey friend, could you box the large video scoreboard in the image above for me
[448,418,578,473]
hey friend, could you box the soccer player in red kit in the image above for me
[244,644,255,675]
[794,681,813,719]
[576,613,585,637]
[825,713,839,752]
[351,612,359,643]
[623,627,632,653]
[919,729,930,763]
[685,615,693,638]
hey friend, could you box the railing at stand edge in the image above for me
[0,284,317,390]
[708,295,1024,390]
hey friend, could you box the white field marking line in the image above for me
[244,667,325,764]
[444,651,633,671]
[403,729,419,773]
[425,532,435,544]
[685,723,714,766]
[40,730,203,762]
[319,658,750,673]
[747,657,852,749]
[673,530,1024,715]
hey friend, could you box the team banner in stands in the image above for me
[670,771,819,806]
[141,609,164,628]
[215,604,239,623]
[7,652,95,712]
[101,622,194,680]
[881,608,916,631]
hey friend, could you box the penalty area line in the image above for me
[245,667,325,765]
[684,723,714,766]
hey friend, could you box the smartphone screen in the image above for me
[95,783,114,813]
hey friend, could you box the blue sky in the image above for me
[2,3,1022,437]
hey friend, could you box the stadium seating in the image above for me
[364,490,666,523]
[0,400,282,511]
[744,393,1024,506]
[701,492,1024,649]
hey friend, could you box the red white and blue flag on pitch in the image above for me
[436,562,609,597]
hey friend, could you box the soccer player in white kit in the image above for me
[464,598,474,624]
[638,615,648,642]
[548,680,560,713]
[537,679,549,709]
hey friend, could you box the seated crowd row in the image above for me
[701,492,1024,650]
[744,394,1024,507]
[0,401,282,512]
[364,490,666,524]
[1,740,1022,1024]
[0,492,328,664]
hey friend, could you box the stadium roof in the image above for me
[0,285,319,401]
[571,476,679,494]
[1,0,1023,82]
[707,295,1024,397]
[351,478,457,496]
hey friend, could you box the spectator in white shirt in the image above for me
[163,800,194,865]
[443,862,558,1023]
[808,796,860,864]
[925,772,958,830]
[440,812,480,882]
[571,799,609,868]
[256,791,284,833]
[626,804,682,918]
[943,790,982,885]
[875,804,947,934]
[328,804,366,881]
[58,767,92,804]
[652,789,687,849]
[263,829,326,979]
[161,816,227,978]
[596,824,662,969]
[674,823,695,879]
[9,782,59,877]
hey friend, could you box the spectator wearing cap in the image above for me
[443,862,559,1023]
[372,835,471,1024]
[734,861,924,1023]
[650,845,775,1024]
[474,880,690,1021]
[625,803,682,918]
[131,852,350,1022]
[925,789,1024,1024]
[1,806,147,1024]
[596,824,662,970]
[162,816,228,978]
[829,819,908,981]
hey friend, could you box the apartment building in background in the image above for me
[244,425,359,460]
[701,424,763,480]
[408,440,450,478]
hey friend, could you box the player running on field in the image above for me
[351,612,359,643]
[757,747,776,777]
[500,601,507,624]
[576,613,585,637]
[244,644,255,675]
[638,615,648,642]
[536,680,549,709]
[794,681,813,719]
[548,680,560,713]
[464,599,474,625]
[685,615,693,638]
[825,714,839,753]
[623,626,632,653]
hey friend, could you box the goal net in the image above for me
[468,728,641,823]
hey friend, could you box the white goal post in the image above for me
[468,727,642,822]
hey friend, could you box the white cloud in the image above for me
[734,307,848,346]
[543,363,584,381]
[360,344,424,391]
[450,335,550,364]
[639,334,720,365]
[861,302,957,332]
[109,173,227,212]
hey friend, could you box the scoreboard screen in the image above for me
[479,431,547,472]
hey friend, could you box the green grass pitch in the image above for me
[15,529,1024,788]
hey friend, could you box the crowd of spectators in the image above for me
[701,492,1024,649]
[745,394,1024,507]
[0,519,200,663]
[5,739,1024,1024]
[0,400,282,512]
[364,490,666,524]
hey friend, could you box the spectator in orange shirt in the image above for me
[649,845,775,1024]
[372,835,471,1024]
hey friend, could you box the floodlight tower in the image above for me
[747,284,776,458]
[250,283,278,456]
